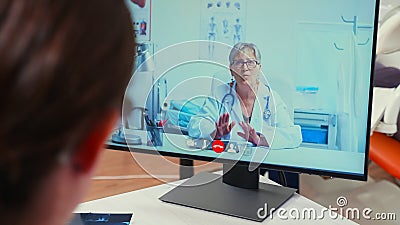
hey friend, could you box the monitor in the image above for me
[115,0,379,221]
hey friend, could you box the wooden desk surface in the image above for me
[85,149,221,201]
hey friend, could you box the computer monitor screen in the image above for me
[119,0,379,221]
[122,0,378,181]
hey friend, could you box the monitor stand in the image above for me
[159,164,297,222]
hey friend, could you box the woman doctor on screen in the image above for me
[188,42,302,149]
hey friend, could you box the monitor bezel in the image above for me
[111,0,381,182]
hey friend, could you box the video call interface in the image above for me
[124,0,377,177]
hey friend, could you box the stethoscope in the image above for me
[219,81,235,115]
[219,81,272,120]
[263,95,271,120]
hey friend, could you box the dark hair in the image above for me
[0,0,134,216]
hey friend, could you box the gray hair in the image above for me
[229,42,261,65]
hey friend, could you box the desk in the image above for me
[75,174,356,224]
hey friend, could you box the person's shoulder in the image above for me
[217,82,230,90]
[258,84,280,98]
[270,89,283,98]
[214,83,230,97]
[267,87,285,104]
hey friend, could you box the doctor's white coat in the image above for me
[188,83,302,149]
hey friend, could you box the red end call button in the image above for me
[212,140,225,153]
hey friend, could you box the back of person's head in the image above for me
[0,0,134,223]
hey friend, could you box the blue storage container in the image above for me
[300,127,328,144]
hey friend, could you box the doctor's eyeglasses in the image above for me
[231,59,259,69]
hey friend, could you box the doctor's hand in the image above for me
[213,113,236,140]
[237,122,269,147]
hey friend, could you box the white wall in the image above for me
[143,0,377,152]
